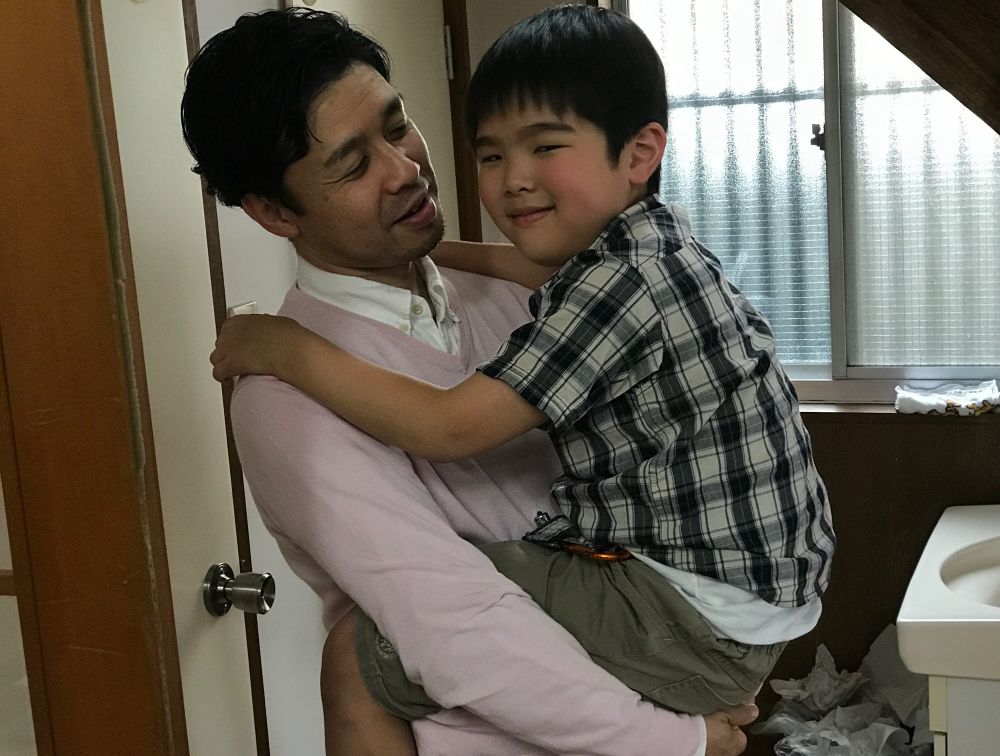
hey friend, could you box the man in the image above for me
[182,8,757,755]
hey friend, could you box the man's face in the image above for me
[280,65,444,283]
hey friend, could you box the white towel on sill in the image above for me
[894,380,999,416]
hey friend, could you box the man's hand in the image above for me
[210,313,312,382]
[704,701,759,756]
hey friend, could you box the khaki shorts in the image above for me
[354,541,786,720]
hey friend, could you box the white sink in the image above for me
[897,504,1000,681]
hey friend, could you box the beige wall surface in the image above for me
[0,597,35,755]
[0,483,33,754]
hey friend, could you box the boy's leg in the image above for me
[351,541,783,719]
[321,608,417,755]
[480,540,785,716]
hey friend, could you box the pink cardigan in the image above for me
[231,269,703,755]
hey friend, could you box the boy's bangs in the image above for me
[476,81,574,127]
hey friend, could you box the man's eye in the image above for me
[390,120,411,140]
[343,156,369,179]
[477,154,501,165]
[536,144,563,154]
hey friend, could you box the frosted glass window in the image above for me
[839,6,1000,367]
[631,0,830,365]
[630,1,999,375]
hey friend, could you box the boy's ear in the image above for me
[241,194,301,239]
[624,121,667,187]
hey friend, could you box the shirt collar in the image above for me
[296,256,457,327]
[594,194,665,248]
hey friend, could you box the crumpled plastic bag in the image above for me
[856,625,932,746]
[753,626,932,756]
[770,645,868,715]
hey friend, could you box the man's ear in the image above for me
[624,121,667,187]
[241,193,301,239]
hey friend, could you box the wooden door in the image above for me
[0,2,257,753]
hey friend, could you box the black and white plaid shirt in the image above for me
[480,198,836,607]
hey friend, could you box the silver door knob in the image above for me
[202,563,276,616]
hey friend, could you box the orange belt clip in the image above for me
[562,542,633,562]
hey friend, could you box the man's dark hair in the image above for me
[181,8,391,209]
[466,4,667,193]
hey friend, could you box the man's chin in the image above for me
[408,215,445,260]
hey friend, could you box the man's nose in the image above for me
[383,143,421,193]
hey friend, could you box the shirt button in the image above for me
[397,323,410,332]
[411,303,424,316]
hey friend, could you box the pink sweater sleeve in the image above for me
[233,377,704,755]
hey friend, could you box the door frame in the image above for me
[0,3,187,752]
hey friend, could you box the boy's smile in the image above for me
[474,104,649,266]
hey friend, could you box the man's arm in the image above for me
[232,375,705,756]
[212,314,546,461]
[433,239,556,290]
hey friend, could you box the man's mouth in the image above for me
[394,193,438,229]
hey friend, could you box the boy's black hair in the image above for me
[466,4,667,194]
[181,8,391,210]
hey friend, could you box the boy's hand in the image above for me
[704,701,758,756]
[210,313,309,382]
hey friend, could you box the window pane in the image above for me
[840,6,1000,367]
[631,0,831,365]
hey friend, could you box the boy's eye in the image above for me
[536,144,564,154]
[477,153,501,165]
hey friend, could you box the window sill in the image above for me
[800,402,1000,424]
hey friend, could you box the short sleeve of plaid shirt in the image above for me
[479,253,664,431]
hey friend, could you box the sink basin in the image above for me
[897,505,1000,681]
[942,536,1000,608]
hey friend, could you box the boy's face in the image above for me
[474,103,644,266]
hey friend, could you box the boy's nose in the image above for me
[502,159,534,195]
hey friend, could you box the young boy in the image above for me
[212,3,835,749]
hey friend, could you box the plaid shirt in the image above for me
[480,198,835,607]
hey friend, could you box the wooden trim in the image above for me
[85,1,189,752]
[839,0,1000,136]
[442,0,483,241]
[181,3,271,754]
[0,3,182,752]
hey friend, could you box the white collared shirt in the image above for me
[296,256,461,354]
